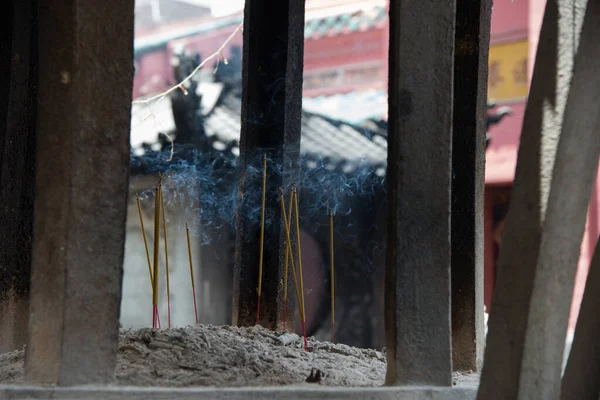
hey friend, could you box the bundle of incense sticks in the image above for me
[256,154,267,325]
[159,186,172,328]
[137,196,161,328]
[186,222,199,324]
[279,188,307,351]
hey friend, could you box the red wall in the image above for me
[569,168,600,330]
[134,24,244,98]
[485,102,526,184]
[304,29,385,70]
[135,51,170,98]
[171,26,244,69]
[490,0,529,43]
[528,0,547,78]
[134,24,387,99]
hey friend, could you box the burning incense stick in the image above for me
[256,154,267,325]
[329,210,335,343]
[292,188,308,351]
[136,196,153,287]
[282,191,293,331]
[159,186,171,328]
[279,189,305,336]
[186,223,199,324]
[152,185,161,328]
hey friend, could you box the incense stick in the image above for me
[282,190,293,331]
[292,188,308,351]
[136,197,154,287]
[256,154,267,325]
[140,195,161,328]
[329,210,335,343]
[186,223,199,324]
[152,185,161,328]
[279,189,305,332]
[159,186,171,328]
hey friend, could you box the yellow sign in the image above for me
[488,40,529,101]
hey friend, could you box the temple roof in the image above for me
[130,82,387,175]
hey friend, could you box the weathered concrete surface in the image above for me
[0,384,478,400]
[561,238,600,399]
[450,0,491,373]
[385,0,455,386]
[518,1,599,398]
[477,0,583,398]
[0,0,37,354]
[0,3,11,133]
[233,0,305,330]
[0,294,28,354]
[24,0,134,386]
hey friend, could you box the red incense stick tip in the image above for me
[301,320,308,351]
[155,306,162,329]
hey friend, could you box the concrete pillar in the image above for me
[0,0,37,353]
[477,0,583,397]
[519,1,599,397]
[450,0,492,372]
[232,0,305,330]
[24,0,134,385]
[385,0,456,386]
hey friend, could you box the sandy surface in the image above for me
[0,324,387,387]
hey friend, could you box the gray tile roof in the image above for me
[302,89,387,124]
[130,84,388,174]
